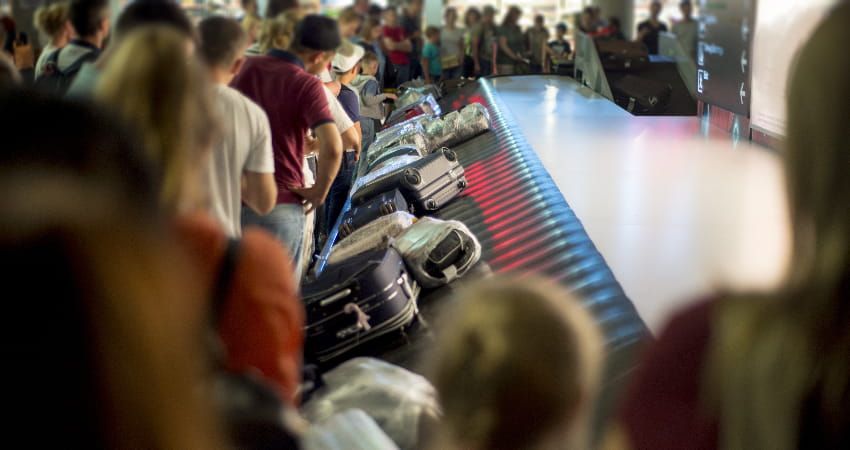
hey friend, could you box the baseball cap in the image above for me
[332,40,365,73]
[293,15,341,51]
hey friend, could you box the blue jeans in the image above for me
[442,66,463,81]
[322,156,354,238]
[242,203,306,282]
[361,117,377,153]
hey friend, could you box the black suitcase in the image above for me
[352,148,467,213]
[302,247,419,363]
[596,40,650,72]
[612,74,672,114]
[338,189,412,238]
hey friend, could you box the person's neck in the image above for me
[445,23,456,31]
[79,35,103,49]
[338,74,355,85]
[208,67,232,85]
[52,35,69,48]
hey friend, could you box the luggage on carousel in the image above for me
[302,247,419,363]
[351,148,467,213]
[384,95,440,129]
[329,212,417,265]
[368,129,431,163]
[425,103,491,148]
[596,40,650,72]
[611,74,672,114]
[338,189,412,239]
[367,145,426,173]
[393,217,482,288]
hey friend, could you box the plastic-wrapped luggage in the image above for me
[351,148,467,213]
[367,146,425,173]
[338,189,411,239]
[425,103,492,149]
[384,95,441,129]
[374,115,432,144]
[367,128,431,164]
[300,357,441,450]
[328,212,416,265]
[394,89,424,110]
[301,409,399,450]
[393,217,481,288]
[301,247,418,363]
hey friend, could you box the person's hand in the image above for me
[385,93,398,101]
[325,80,341,97]
[287,185,326,215]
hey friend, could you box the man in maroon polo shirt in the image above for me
[231,15,343,282]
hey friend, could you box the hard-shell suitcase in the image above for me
[612,74,672,114]
[351,148,467,213]
[328,212,417,265]
[302,247,419,363]
[366,145,425,173]
[338,189,412,239]
[393,217,482,288]
[425,103,491,149]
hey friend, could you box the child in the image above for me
[350,51,397,153]
[425,278,603,450]
[421,26,442,84]
[544,22,572,74]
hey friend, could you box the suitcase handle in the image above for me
[319,288,353,307]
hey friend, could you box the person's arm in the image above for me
[542,42,552,73]
[361,80,394,106]
[241,171,277,215]
[288,122,342,214]
[499,35,522,61]
[471,28,482,74]
[341,124,361,161]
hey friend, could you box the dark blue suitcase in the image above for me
[302,247,418,363]
[338,189,411,238]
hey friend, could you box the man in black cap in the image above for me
[231,14,343,281]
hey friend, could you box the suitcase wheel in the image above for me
[379,202,397,215]
[403,169,422,187]
[339,223,352,237]
[457,179,467,189]
[441,148,457,162]
[425,199,438,210]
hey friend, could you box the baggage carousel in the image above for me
[314,78,651,438]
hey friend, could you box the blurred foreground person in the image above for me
[426,278,603,450]
[615,4,850,449]
[0,91,225,449]
[96,26,305,406]
[32,2,72,77]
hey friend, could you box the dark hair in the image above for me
[114,0,194,41]
[198,16,248,69]
[293,15,341,52]
[69,0,109,38]
[265,0,297,19]
[0,90,157,206]
[556,22,568,32]
[464,7,481,26]
[425,25,440,38]
[608,16,621,29]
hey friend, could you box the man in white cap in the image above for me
[320,39,365,239]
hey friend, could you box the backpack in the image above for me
[34,48,98,97]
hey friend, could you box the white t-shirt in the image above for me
[205,84,275,237]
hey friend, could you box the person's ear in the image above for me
[231,56,246,76]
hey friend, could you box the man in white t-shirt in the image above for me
[198,16,277,237]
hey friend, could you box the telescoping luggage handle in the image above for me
[315,272,417,340]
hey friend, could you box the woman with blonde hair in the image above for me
[426,278,603,450]
[615,3,850,449]
[32,1,72,77]
[96,26,306,407]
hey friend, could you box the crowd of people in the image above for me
[1,0,849,448]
